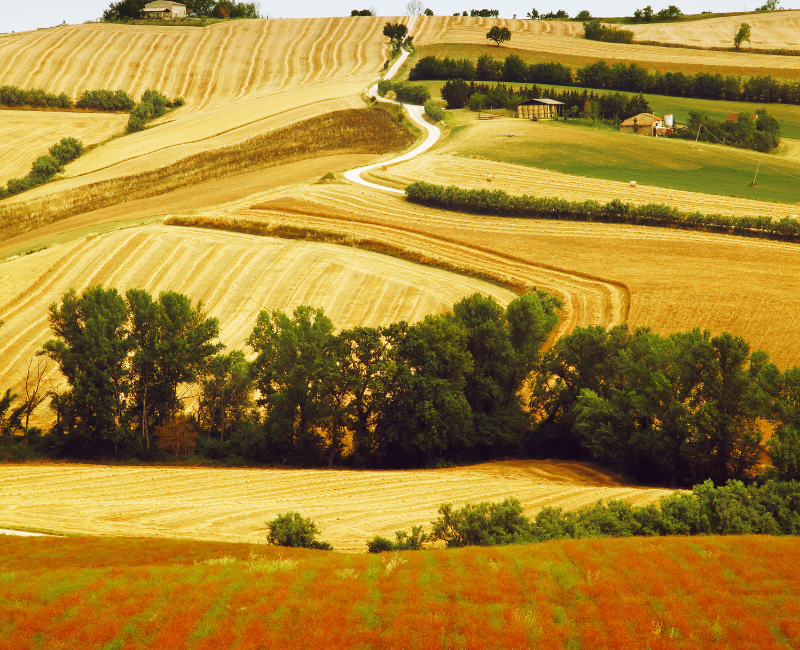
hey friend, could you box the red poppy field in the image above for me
[1,534,798,649]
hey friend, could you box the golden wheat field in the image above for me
[0,109,127,186]
[225,181,800,369]
[0,461,675,550]
[0,224,515,423]
[410,15,800,72]
[628,9,800,50]
[368,153,798,219]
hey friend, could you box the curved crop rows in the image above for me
[0,110,127,186]
[0,461,675,550]
[628,10,800,50]
[0,224,515,423]
[411,15,800,71]
[0,18,403,108]
[232,182,800,369]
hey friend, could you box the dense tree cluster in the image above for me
[76,89,135,112]
[409,53,800,105]
[0,138,83,200]
[678,108,781,153]
[631,4,683,22]
[0,86,72,110]
[583,19,634,44]
[127,89,184,133]
[102,0,260,20]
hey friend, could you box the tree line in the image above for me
[675,108,782,153]
[5,282,800,489]
[409,53,800,105]
[102,0,261,21]
[405,182,800,244]
[0,86,134,112]
[0,138,83,200]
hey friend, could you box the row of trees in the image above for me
[583,19,634,44]
[102,0,261,21]
[0,138,83,199]
[127,89,184,133]
[409,53,800,105]
[0,86,133,112]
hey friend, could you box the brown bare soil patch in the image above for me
[0,109,413,243]
[0,461,675,550]
[224,182,800,368]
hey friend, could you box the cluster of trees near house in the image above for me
[102,0,261,21]
[409,53,800,104]
[4,284,800,491]
[675,108,782,153]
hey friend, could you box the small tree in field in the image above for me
[733,23,751,49]
[266,512,333,550]
[384,22,409,51]
[486,26,511,46]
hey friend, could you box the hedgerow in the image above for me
[405,181,800,243]
[376,80,431,105]
[0,137,84,199]
[0,85,71,109]
[76,89,135,112]
[127,89,184,133]
[583,19,634,44]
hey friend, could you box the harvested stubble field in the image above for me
[410,16,800,79]
[1,534,798,649]
[230,181,800,368]
[366,153,799,219]
[0,224,514,425]
[628,9,800,50]
[0,109,127,186]
[0,108,415,243]
[428,118,800,207]
[0,460,673,550]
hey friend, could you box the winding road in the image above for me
[344,37,441,193]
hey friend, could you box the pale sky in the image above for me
[3,0,796,33]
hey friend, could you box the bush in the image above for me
[366,535,395,553]
[76,89,135,112]
[266,512,333,550]
[0,137,86,199]
[432,498,535,547]
[583,19,634,44]
[0,85,73,109]
[126,89,178,134]
[367,525,430,552]
[377,80,430,105]
[424,100,444,121]
[49,137,84,166]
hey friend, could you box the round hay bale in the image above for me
[487,174,494,182]
[381,165,388,172]
[630,181,637,188]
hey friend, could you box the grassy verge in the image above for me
[1,534,798,648]
[0,108,414,244]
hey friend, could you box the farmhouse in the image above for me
[726,113,758,122]
[517,98,565,120]
[141,1,187,19]
[620,112,664,136]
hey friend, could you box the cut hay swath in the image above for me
[231,181,800,369]
[0,224,515,425]
[0,460,675,549]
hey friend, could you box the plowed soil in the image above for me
[0,461,675,551]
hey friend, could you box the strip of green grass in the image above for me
[1,535,798,649]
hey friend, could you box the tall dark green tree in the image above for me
[247,306,339,464]
[198,350,254,443]
[42,287,133,456]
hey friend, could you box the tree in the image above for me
[102,0,147,21]
[42,287,133,456]
[575,9,592,19]
[212,1,261,18]
[15,356,48,447]
[266,512,332,550]
[247,306,339,464]
[733,23,751,49]
[351,8,374,15]
[486,26,511,46]
[526,7,540,18]
[406,0,426,15]
[424,7,434,15]
[156,414,197,459]
[383,21,409,51]
[197,350,254,443]
[440,79,471,109]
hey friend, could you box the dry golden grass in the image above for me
[0,223,515,425]
[0,109,414,243]
[0,109,127,186]
[0,460,675,550]
[226,181,800,369]
[628,10,800,50]
[411,15,800,74]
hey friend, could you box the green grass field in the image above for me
[442,115,800,205]
[1,535,799,649]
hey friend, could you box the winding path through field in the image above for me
[345,27,442,193]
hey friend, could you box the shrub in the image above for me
[29,155,61,183]
[366,535,395,553]
[377,80,430,105]
[583,19,634,44]
[424,100,444,121]
[0,85,73,109]
[266,512,333,550]
[76,89,135,112]
[49,137,84,166]
[431,498,535,547]
[126,89,178,134]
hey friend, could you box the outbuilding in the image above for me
[516,98,565,120]
[619,112,664,136]
[141,1,187,19]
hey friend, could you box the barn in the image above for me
[619,113,664,136]
[516,98,565,120]
[141,1,187,19]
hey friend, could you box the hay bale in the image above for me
[380,165,388,172]
[487,174,494,182]
[630,181,637,188]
